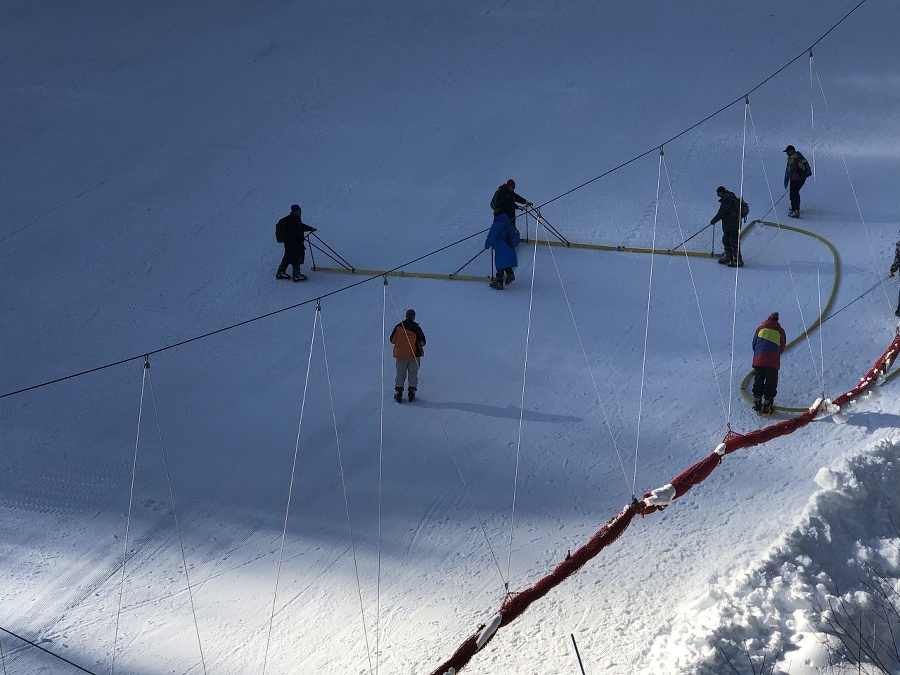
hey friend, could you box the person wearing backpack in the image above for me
[484,212,519,289]
[275,204,317,282]
[389,309,426,402]
[490,179,532,225]
[783,145,811,218]
[710,186,744,268]
[887,231,900,317]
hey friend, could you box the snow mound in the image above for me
[643,436,900,675]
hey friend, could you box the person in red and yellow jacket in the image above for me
[751,312,787,416]
[389,309,426,403]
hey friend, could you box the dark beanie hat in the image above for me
[506,179,516,189]
[768,312,779,321]
[290,204,301,213]
[716,185,726,194]
[406,309,416,320]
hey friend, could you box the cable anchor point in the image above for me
[143,356,150,370]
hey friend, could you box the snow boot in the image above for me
[788,209,800,219]
[718,255,732,265]
[760,399,774,416]
[276,269,291,280]
[293,272,308,282]
[727,259,744,268]
[489,276,504,290]
[393,388,403,403]
[505,270,515,284]
[753,397,762,413]
[407,387,416,402]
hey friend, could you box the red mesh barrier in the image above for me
[722,408,819,454]
[427,505,636,675]
[427,332,900,675]
[498,504,637,623]
[833,335,900,406]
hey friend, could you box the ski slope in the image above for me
[2,1,900,673]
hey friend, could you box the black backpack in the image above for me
[505,220,521,247]
[796,153,813,178]
[275,218,286,243]
[737,196,749,221]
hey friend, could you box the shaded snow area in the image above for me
[3,1,900,674]
[648,433,900,674]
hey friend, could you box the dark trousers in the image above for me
[722,225,740,261]
[789,177,806,212]
[752,366,779,402]
[278,242,306,273]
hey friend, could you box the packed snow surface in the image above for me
[2,1,900,673]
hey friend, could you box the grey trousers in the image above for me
[395,358,420,389]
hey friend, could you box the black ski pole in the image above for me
[571,634,587,675]
[669,223,713,253]
[451,247,488,278]
[306,233,317,270]
[309,232,355,269]
[821,275,892,326]
[307,240,354,271]
[533,206,570,245]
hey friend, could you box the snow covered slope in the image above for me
[2,1,900,673]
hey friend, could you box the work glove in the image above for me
[525,201,534,206]
[516,205,526,211]
[890,270,895,278]
[709,219,715,226]
[310,227,317,232]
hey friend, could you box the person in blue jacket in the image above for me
[484,213,518,290]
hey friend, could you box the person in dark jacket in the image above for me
[390,309,426,402]
[710,186,744,267]
[484,213,518,290]
[490,179,532,225]
[783,145,810,218]
[752,312,787,416]
[888,232,900,317]
[275,204,317,282]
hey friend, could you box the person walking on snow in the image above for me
[752,312,786,417]
[390,309,426,402]
[783,145,811,218]
[484,212,519,290]
[275,204,317,281]
[491,179,532,225]
[710,186,744,268]
[888,232,900,317]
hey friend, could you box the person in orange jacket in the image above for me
[389,309,426,402]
